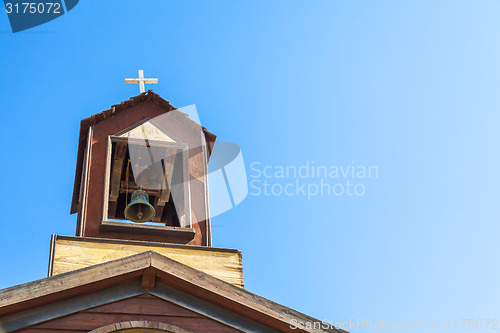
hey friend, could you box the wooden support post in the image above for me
[141,267,156,290]
[108,142,127,218]
[152,148,176,222]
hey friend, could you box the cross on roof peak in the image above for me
[125,70,158,93]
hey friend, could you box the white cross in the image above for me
[125,70,158,93]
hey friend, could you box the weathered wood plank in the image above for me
[1,251,339,333]
[51,236,244,288]
[151,196,165,223]
[76,126,93,236]
[15,329,87,332]
[86,294,202,317]
[0,254,151,317]
[79,100,212,245]
[88,321,194,333]
[109,141,127,201]
[99,221,196,239]
[159,148,176,204]
[31,312,240,332]
[117,119,176,142]
[147,253,339,333]
[107,142,127,219]
[141,267,156,290]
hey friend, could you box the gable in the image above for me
[115,118,179,143]
[16,293,243,333]
[49,235,244,288]
[0,252,341,333]
[3,284,281,333]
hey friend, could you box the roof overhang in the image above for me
[0,251,343,333]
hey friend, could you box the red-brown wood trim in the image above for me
[99,221,196,239]
[88,321,194,333]
[141,268,157,290]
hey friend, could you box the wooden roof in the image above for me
[0,251,343,333]
[70,91,217,214]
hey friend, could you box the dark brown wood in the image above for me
[72,94,212,245]
[151,153,175,223]
[141,267,156,290]
[29,313,239,332]
[47,234,56,277]
[0,253,154,317]
[88,320,194,333]
[110,142,127,200]
[23,293,240,332]
[99,221,196,239]
[88,295,200,317]
[119,180,161,194]
[75,126,93,237]
[159,151,176,205]
[13,329,86,332]
[152,196,166,223]
[52,235,242,254]
[108,141,127,218]
[71,91,218,215]
[1,251,341,333]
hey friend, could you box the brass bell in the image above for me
[124,188,156,223]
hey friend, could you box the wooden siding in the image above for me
[14,294,242,333]
[79,100,211,245]
[50,236,244,288]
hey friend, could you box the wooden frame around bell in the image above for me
[100,135,194,239]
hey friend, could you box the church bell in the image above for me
[124,188,156,223]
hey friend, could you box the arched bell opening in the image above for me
[106,134,189,228]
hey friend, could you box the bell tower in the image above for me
[0,71,335,333]
[71,88,216,246]
[48,72,244,287]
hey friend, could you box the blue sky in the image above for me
[1,1,500,332]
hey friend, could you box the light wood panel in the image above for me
[50,236,243,288]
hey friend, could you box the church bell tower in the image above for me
[50,71,244,287]
[0,71,338,333]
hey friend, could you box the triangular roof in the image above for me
[0,252,343,333]
[70,91,217,214]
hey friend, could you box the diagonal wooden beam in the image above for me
[151,196,164,223]
[158,148,177,206]
[108,142,127,218]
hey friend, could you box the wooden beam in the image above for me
[0,251,339,333]
[89,320,193,333]
[76,126,93,236]
[149,253,339,333]
[0,252,151,317]
[158,148,177,205]
[141,267,156,290]
[100,221,196,239]
[151,196,165,223]
[108,142,127,218]
[111,136,186,149]
[119,183,162,196]
[149,148,178,222]
[110,142,127,200]
[107,200,118,219]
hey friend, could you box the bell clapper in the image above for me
[137,205,143,219]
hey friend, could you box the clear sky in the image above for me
[1,1,500,332]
